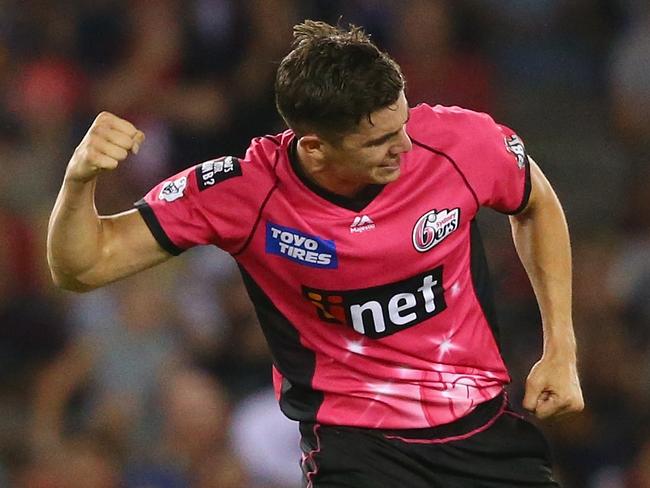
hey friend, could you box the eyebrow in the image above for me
[362,112,411,147]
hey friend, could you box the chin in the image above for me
[374,166,401,183]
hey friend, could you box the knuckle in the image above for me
[88,134,106,149]
[526,378,540,389]
[96,156,111,168]
[85,146,98,160]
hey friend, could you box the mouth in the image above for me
[380,158,401,169]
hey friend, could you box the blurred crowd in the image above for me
[0,0,649,487]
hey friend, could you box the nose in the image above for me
[390,128,412,156]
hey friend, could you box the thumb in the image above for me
[534,393,559,420]
[132,130,145,154]
[522,381,543,413]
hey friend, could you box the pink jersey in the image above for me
[137,104,531,429]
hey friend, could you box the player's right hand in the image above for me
[65,111,145,183]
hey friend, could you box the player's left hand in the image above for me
[522,353,584,420]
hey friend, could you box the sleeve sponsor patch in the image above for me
[158,176,187,202]
[504,134,527,169]
[195,156,242,191]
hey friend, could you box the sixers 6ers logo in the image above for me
[412,208,460,252]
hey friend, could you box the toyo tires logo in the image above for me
[412,208,460,252]
[266,222,337,269]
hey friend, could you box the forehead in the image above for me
[346,91,409,142]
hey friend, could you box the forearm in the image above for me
[510,171,575,358]
[47,112,151,290]
[47,178,104,291]
[513,161,584,417]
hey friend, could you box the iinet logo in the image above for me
[303,266,447,339]
[350,215,375,233]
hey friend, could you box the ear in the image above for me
[298,135,328,171]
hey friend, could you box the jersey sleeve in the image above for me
[478,121,531,214]
[411,104,531,214]
[135,151,270,255]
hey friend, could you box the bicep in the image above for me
[77,209,172,289]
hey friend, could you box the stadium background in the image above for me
[1,0,649,486]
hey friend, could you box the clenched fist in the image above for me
[65,112,145,183]
[523,353,584,420]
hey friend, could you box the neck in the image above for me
[295,143,365,198]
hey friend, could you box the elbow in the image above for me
[47,260,99,293]
[47,246,104,292]
[49,269,97,293]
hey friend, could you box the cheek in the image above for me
[331,148,386,177]
[359,148,388,165]
[338,152,374,172]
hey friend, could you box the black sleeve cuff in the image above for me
[504,155,532,215]
[134,199,185,256]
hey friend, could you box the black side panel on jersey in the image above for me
[469,220,501,347]
[237,264,324,421]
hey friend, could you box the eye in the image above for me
[368,134,395,147]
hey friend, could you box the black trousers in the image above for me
[299,394,560,488]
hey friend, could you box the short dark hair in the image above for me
[275,20,405,144]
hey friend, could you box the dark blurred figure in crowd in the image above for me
[30,267,185,462]
[125,369,247,488]
[395,0,494,112]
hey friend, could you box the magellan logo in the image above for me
[303,267,446,339]
[350,215,375,233]
[412,208,460,253]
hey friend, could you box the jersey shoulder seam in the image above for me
[231,148,281,256]
[411,138,480,213]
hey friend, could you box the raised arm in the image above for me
[509,158,584,419]
[47,112,171,292]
